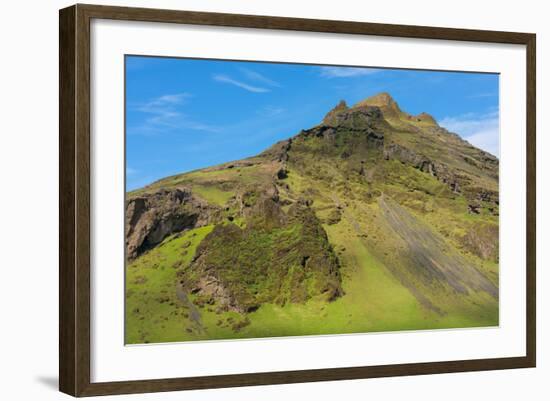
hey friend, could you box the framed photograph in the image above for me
[59,4,536,397]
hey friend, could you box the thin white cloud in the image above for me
[240,68,281,87]
[213,74,269,93]
[138,93,190,112]
[439,109,499,157]
[131,93,219,134]
[320,66,381,78]
[126,167,138,175]
[151,93,190,104]
[136,92,189,126]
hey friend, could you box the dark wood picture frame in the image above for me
[59,3,536,397]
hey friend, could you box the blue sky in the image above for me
[126,56,499,190]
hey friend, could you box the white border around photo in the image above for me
[90,19,526,383]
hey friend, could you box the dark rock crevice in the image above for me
[125,188,219,259]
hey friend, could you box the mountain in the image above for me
[125,92,499,344]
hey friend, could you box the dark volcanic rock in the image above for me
[125,188,219,259]
[276,168,288,179]
[323,102,384,130]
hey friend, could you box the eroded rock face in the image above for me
[260,138,292,162]
[354,92,403,119]
[180,200,343,313]
[322,100,349,126]
[383,142,498,204]
[296,108,386,159]
[322,103,384,131]
[384,143,458,188]
[125,188,219,259]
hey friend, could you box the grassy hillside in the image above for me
[125,92,499,344]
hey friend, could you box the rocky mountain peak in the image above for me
[321,99,383,130]
[322,100,349,125]
[334,99,349,111]
[354,92,402,115]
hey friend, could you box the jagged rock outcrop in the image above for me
[383,142,499,203]
[322,101,385,131]
[322,100,349,125]
[180,201,343,312]
[355,92,403,119]
[356,92,439,128]
[260,138,292,162]
[383,143,459,189]
[125,188,219,259]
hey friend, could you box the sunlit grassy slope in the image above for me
[126,164,497,344]
[126,210,496,343]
